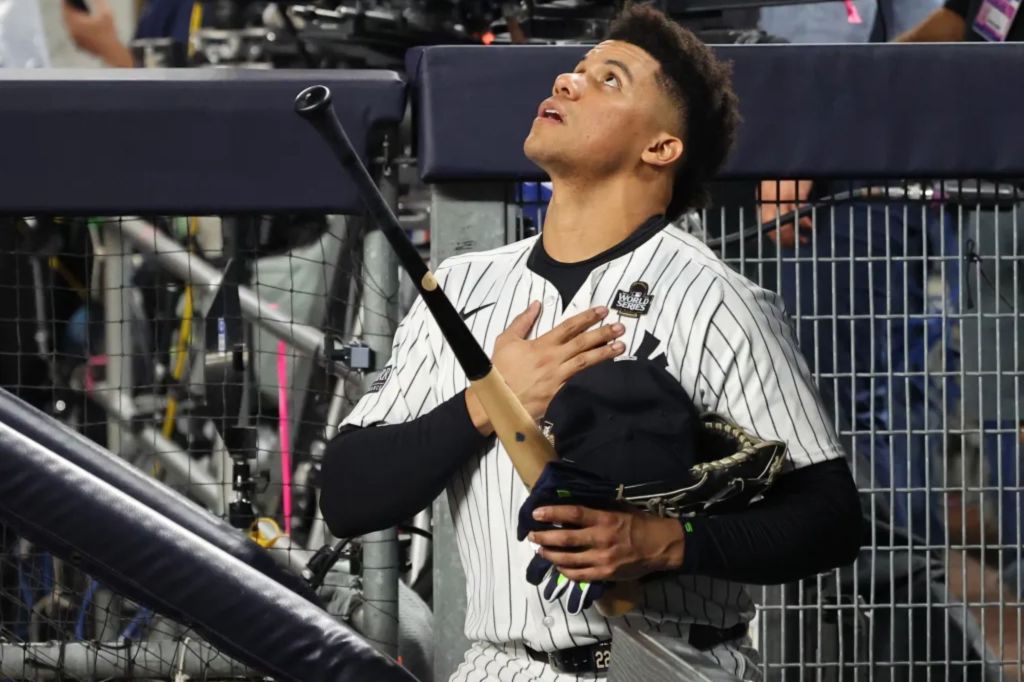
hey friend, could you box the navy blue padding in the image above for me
[0,69,405,215]
[0,420,418,682]
[0,389,317,603]
[410,43,1024,180]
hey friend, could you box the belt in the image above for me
[525,640,613,675]
[523,622,748,676]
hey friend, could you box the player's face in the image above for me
[523,40,680,180]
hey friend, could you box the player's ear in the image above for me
[641,132,683,169]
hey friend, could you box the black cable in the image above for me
[399,525,433,540]
[304,538,352,591]
[964,238,1016,311]
[704,186,873,248]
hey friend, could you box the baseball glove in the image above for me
[621,412,788,517]
[517,413,787,614]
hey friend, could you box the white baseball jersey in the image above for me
[342,224,844,678]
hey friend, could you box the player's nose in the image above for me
[552,72,582,100]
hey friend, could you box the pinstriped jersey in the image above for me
[342,223,844,653]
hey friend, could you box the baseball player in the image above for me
[321,5,863,680]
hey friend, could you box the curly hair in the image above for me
[608,4,740,218]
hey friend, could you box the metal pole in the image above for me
[93,587,121,642]
[408,507,432,590]
[358,144,401,660]
[428,181,509,680]
[86,383,224,515]
[101,223,134,455]
[307,376,354,551]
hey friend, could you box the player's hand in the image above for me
[527,505,685,583]
[759,180,814,248]
[62,0,133,68]
[466,303,626,436]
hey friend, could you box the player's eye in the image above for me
[603,73,621,88]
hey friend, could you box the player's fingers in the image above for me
[542,306,609,344]
[556,341,626,382]
[529,527,593,549]
[502,300,542,340]
[759,205,777,225]
[538,547,602,568]
[774,202,800,228]
[768,224,796,248]
[531,504,602,527]
[555,322,626,362]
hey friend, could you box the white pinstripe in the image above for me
[342,225,842,675]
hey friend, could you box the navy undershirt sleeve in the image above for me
[320,390,491,538]
[677,458,864,584]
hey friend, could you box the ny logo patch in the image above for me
[612,281,653,317]
[367,366,393,394]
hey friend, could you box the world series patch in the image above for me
[612,281,653,317]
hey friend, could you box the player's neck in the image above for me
[541,175,668,263]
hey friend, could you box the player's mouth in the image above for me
[536,100,565,124]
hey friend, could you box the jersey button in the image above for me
[544,295,556,308]
[542,616,555,627]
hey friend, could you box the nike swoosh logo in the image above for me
[459,302,496,321]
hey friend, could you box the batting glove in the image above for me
[526,552,607,615]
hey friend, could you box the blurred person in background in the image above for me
[760,0,1023,559]
[762,7,1023,669]
[63,0,198,67]
[899,0,1024,599]
[61,0,132,66]
[756,180,953,553]
[755,0,951,553]
[898,0,1024,40]
[750,0,950,554]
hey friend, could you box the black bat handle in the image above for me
[294,85,492,380]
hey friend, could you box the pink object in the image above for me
[844,0,863,23]
[84,355,107,394]
[276,335,294,536]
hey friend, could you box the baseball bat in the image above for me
[294,85,639,617]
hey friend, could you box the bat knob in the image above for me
[295,85,332,117]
